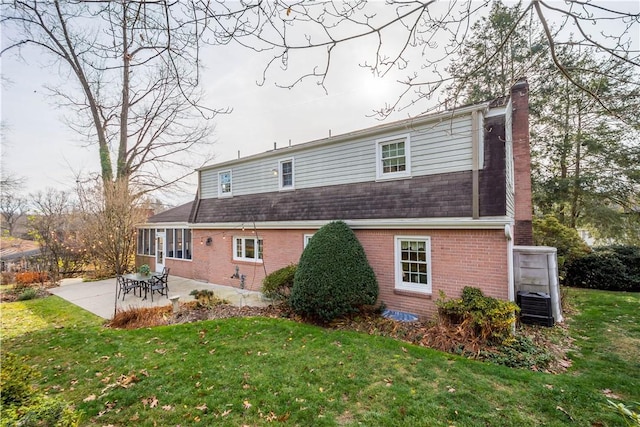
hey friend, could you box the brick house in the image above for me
[137,79,533,319]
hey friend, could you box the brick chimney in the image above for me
[511,78,533,246]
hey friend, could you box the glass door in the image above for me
[155,232,165,273]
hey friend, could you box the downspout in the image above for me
[506,224,515,302]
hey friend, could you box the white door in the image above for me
[155,232,165,273]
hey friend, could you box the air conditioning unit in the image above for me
[517,291,554,327]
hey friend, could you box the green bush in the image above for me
[533,215,590,278]
[480,335,553,369]
[290,221,378,323]
[565,245,640,291]
[436,287,519,345]
[262,264,297,302]
[17,288,39,301]
[0,352,80,427]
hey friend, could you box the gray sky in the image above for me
[1,1,638,206]
[0,6,421,206]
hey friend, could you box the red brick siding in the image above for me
[161,227,509,320]
[511,80,533,245]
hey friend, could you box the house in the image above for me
[137,79,533,319]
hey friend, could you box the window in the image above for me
[234,237,263,262]
[165,228,192,260]
[376,134,411,179]
[137,229,156,256]
[219,170,232,197]
[279,158,294,190]
[303,234,314,248]
[395,236,431,294]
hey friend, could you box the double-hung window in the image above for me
[234,237,263,262]
[219,170,232,197]
[279,158,294,190]
[376,134,411,180]
[395,236,431,294]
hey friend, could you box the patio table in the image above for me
[123,273,162,300]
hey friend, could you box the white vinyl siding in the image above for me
[395,236,432,294]
[198,114,475,199]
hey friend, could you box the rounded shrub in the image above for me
[290,221,378,323]
[532,215,590,278]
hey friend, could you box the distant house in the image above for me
[0,238,41,272]
[137,80,533,318]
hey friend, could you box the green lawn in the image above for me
[1,289,638,426]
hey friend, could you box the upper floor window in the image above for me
[219,170,232,197]
[234,236,263,263]
[279,158,294,190]
[376,134,411,180]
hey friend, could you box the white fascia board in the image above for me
[138,222,191,229]
[198,103,490,173]
[189,217,514,231]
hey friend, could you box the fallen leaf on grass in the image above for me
[117,373,139,388]
[602,389,621,399]
[243,400,252,410]
[154,348,167,355]
[196,403,208,412]
[221,409,232,417]
[83,394,96,402]
[142,396,159,408]
[162,405,173,411]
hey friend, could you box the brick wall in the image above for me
[166,227,509,320]
[511,79,534,245]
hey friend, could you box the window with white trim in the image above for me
[234,237,263,262]
[279,158,294,190]
[137,228,156,256]
[165,228,192,260]
[376,134,411,179]
[218,170,232,197]
[303,234,314,248]
[395,236,431,294]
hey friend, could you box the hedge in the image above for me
[565,245,640,291]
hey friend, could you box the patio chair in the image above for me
[149,270,169,302]
[117,275,139,301]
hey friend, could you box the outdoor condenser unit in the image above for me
[517,291,554,327]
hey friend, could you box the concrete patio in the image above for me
[49,276,271,319]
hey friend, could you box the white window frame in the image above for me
[279,158,295,190]
[394,236,432,294]
[233,236,263,263]
[376,134,411,180]
[218,170,232,197]
[303,233,314,248]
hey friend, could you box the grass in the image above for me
[1,289,638,426]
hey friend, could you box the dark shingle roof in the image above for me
[147,201,194,224]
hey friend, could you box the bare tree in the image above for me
[28,188,86,281]
[76,179,147,275]
[191,1,639,118]
[2,1,221,197]
[0,190,28,237]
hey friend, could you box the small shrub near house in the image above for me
[290,221,378,323]
[565,245,640,292]
[0,352,80,427]
[436,286,519,345]
[262,264,297,302]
